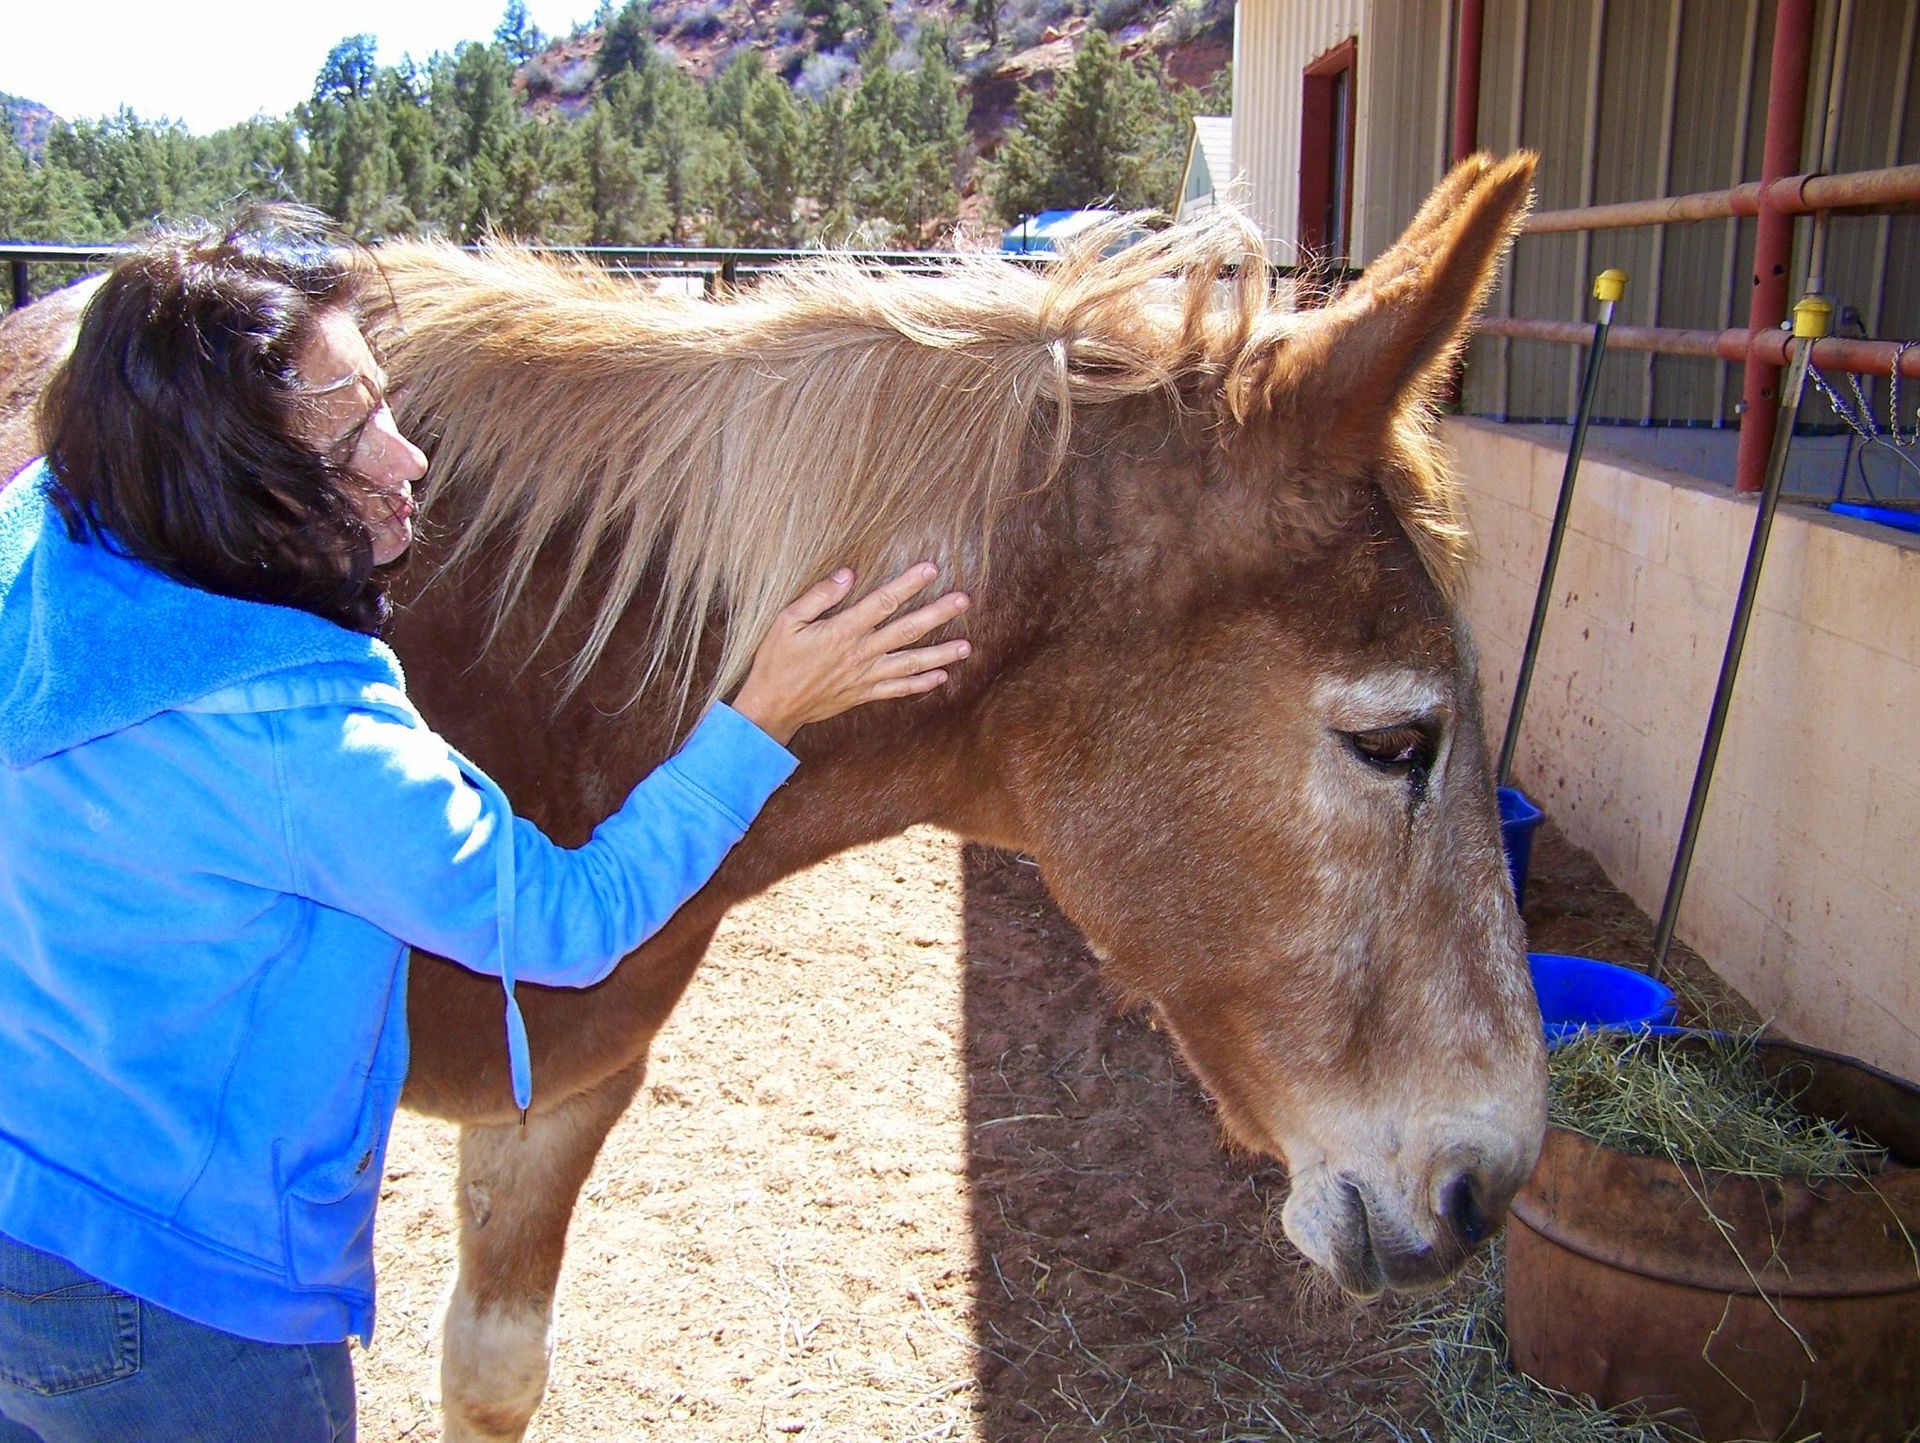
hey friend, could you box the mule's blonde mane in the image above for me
[376,210,1465,712]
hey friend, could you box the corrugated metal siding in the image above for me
[1473,0,1528,419]
[1451,0,1917,424]
[1350,0,1454,263]
[1823,1,1920,356]
[1880,9,1920,350]
[1588,0,1674,423]
[1651,0,1765,425]
[1484,1,1603,420]
[1233,0,1369,264]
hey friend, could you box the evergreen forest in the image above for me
[0,0,1230,253]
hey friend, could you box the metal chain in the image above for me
[1811,342,1920,449]
[1810,363,1879,443]
[1891,341,1918,448]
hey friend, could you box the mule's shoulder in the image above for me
[0,279,99,479]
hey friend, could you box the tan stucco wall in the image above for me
[1445,416,1920,1082]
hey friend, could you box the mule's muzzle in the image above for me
[1325,1162,1512,1298]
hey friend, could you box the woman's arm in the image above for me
[275,564,971,987]
[276,697,792,987]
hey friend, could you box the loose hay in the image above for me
[1546,1030,1888,1181]
[1365,1250,1670,1443]
[1365,1026,1895,1442]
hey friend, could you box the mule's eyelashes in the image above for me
[1342,720,1440,780]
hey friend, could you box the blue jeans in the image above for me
[0,1231,354,1442]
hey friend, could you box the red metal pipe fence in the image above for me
[1521,164,1920,235]
[1452,0,1484,167]
[1736,0,1817,495]
[1477,317,1920,381]
[1469,0,1920,493]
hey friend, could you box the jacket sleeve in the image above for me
[273,699,797,989]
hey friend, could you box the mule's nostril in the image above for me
[1441,1170,1489,1248]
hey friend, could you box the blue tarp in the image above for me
[999,209,1135,254]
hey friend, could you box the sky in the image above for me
[2,2,601,137]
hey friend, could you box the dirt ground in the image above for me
[355,816,1748,1442]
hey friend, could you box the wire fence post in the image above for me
[1496,267,1628,790]
[1652,294,1833,978]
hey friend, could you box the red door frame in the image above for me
[1300,37,1359,263]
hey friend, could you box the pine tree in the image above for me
[15,156,102,245]
[849,30,966,242]
[702,131,756,246]
[644,69,710,241]
[705,50,765,135]
[0,134,34,237]
[972,0,1000,50]
[739,71,802,244]
[314,35,381,105]
[580,100,667,241]
[990,29,1168,221]
[598,2,653,81]
[802,89,866,239]
[381,68,443,231]
[495,121,589,240]
[495,1,547,66]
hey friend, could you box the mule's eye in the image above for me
[1343,722,1439,778]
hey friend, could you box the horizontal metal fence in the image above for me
[1,241,1059,312]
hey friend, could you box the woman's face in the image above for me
[294,308,427,566]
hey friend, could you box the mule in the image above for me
[0,154,1546,1443]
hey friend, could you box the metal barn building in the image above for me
[1229,0,1920,1081]
[1232,0,1920,426]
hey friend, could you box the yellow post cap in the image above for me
[1792,295,1833,339]
[1592,268,1629,303]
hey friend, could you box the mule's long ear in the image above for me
[1229,152,1535,446]
[1335,152,1495,303]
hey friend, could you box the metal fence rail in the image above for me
[1456,0,1918,494]
[0,241,1056,313]
[1478,316,1920,381]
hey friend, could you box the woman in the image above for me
[0,206,971,1442]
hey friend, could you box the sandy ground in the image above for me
[354,820,1741,1442]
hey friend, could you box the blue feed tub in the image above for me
[1529,952,1677,1047]
[1498,786,1544,907]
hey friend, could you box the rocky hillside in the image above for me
[1,94,60,162]
[521,0,1231,185]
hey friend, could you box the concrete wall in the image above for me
[1445,416,1920,1082]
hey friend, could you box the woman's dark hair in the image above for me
[40,204,398,633]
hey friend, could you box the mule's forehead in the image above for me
[1311,669,1449,726]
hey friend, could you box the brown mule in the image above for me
[0,154,1546,1443]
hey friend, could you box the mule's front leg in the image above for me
[440,1060,646,1443]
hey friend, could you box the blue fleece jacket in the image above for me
[0,459,796,1345]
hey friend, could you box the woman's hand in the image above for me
[729,563,973,746]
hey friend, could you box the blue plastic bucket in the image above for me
[1529,952,1677,1047]
[1498,786,1544,907]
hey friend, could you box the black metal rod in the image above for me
[8,259,28,312]
[1651,334,1818,976]
[1495,297,1618,788]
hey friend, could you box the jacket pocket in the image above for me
[280,1071,404,1294]
[0,1237,140,1395]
